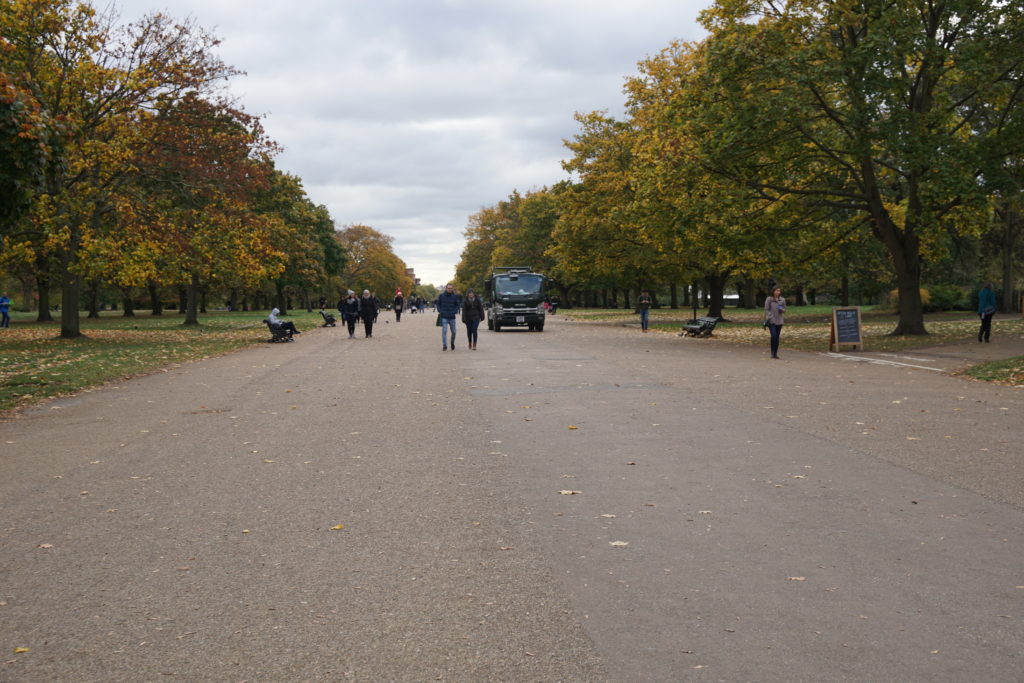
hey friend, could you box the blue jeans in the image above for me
[639,308,649,330]
[441,317,457,348]
[768,323,783,356]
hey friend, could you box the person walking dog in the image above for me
[764,286,786,359]
[978,282,996,343]
[461,289,485,350]
[436,283,461,351]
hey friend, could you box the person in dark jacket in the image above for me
[461,289,485,350]
[436,283,462,351]
[637,289,652,332]
[978,282,996,342]
[360,289,378,338]
[339,290,360,338]
[394,289,404,322]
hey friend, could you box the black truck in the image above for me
[485,267,547,332]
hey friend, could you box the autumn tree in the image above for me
[2,0,240,336]
[335,224,412,298]
[691,0,1024,334]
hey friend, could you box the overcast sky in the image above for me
[114,0,708,285]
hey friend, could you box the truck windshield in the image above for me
[496,275,543,296]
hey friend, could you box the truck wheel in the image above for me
[494,321,501,332]
[536,323,544,332]
[487,318,493,330]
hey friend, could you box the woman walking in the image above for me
[764,286,786,359]
[977,282,996,343]
[462,289,485,350]
[360,290,378,338]
[339,290,360,339]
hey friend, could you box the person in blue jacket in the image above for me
[0,292,11,328]
[436,283,462,351]
[977,282,996,343]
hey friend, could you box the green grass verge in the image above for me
[562,306,1024,360]
[962,356,1024,387]
[0,309,324,414]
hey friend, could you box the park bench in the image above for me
[264,319,294,343]
[680,316,719,338]
[320,310,337,327]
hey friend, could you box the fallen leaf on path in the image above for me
[788,576,807,581]
[567,425,579,430]
[38,544,53,549]
[241,529,250,534]
[559,490,582,495]
[330,524,345,530]
[600,514,617,518]
[263,459,275,463]
[13,648,29,654]
[609,541,629,547]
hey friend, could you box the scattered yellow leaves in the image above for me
[330,524,345,531]
[13,647,29,654]
[567,425,579,430]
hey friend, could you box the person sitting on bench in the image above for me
[267,308,300,337]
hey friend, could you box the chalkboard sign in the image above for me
[830,307,863,351]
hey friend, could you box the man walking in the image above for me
[0,292,10,328]
[436,283,461,351]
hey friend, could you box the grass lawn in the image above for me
[0,309,325,414]
[962,356,1024,387]
[562,306,1024,354]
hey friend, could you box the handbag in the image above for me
[435,313,442,327]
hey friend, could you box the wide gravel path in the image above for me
[2,312,1021,681]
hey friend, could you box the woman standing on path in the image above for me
[394,289,404,322]
[764,286,786,359]
[339,290,360,339]
[462,289,485,350]
[978,282,996,343]
[360,290,378,338]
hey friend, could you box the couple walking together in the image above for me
[338,290,379,339]
[437,283,484,351]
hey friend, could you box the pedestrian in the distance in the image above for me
[436,283,461,351]
[360,289,378,338]
[394,289,404,323]
[0,292,10,329]
[339,290,360,339]
[462,289,485,350]
[764,286,786,359]
[637,289,652,333]
[978,282,996,343]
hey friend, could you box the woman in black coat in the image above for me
[461,289,485,350]
[360,290,378,338]
[338,290,360,339]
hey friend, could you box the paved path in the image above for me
[2,313,1022,681]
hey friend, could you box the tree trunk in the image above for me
[998,203,1020,313]
[149,282,163,316]
[623,290,631,310]
[59,256,82,338]
[861,158,927,334]
[841,275,850,307]
[742,278,756,308]
[36,272,53,322]
[87,281,101,318]
[705,272,729,320]
[183,273,200,326]
[275,281,287,315]
[121,287,135,317]
[200,287,207,314]
[19,277,33,313]
[304,290,312,312]
[178,286,187,314]
[670,282,678,308]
